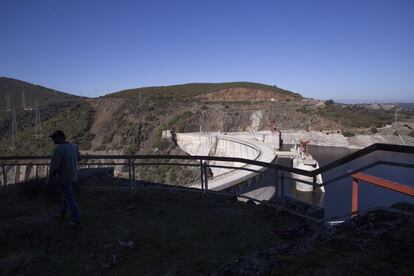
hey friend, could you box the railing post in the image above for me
[2,165,6,188]
[352,177,359,217]
[280,172,285,210]
[203,162,209,192]
[46,164,50,183]
[274,168,280,213]
[199,159,204,190]
[128,158,132,190]
[132,159,136,190]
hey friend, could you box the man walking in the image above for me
[49,130,82,227]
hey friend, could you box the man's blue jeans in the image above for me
[58,181,80,221]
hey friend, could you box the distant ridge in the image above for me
[105,81,302,100]
[336,99,414,104]
[0,77,79,110]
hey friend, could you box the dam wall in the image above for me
[176,133,263,177]
[174,132,277,191]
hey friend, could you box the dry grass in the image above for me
[0,182,301,275]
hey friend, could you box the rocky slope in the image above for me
[0,78,413,158]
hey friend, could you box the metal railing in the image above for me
[351,172,414,216]
[1,143,414,221]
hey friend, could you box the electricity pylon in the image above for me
[35,99,41,135]
[11,110,17,151]
[22,90,26,110]
[6,94,11,111]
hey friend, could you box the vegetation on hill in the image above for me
[318,103,394,128]
[0,100,95,155]
[1,78,413,159]
[0,77,79,111]
[106,82,302,101]
[136,139,202,186]
[396,103,414,111]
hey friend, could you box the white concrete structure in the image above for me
[174,132,278,191]
[292,156,324,192]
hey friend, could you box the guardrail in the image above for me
[1,143,414,221]
[351,172,414,217]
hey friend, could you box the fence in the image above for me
[1,143,413,222]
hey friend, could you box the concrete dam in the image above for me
[168,131,282,196]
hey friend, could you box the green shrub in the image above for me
[343,131,356,137]
[371,128,378,134]
[78,141,92,150]
[318,104,393,128]
[145,113,157,121]
[408,131,414,137]
[168,111,193,127]
[102,131,115,145]
[153,138,171,151]
[297,106,310,113]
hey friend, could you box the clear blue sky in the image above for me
[0,0,413,101]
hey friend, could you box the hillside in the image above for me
[0,79,413,162]
[0,100,95,155]
[397,103,414,111]
[0,77,79,111]
[0,78,88,155]
[106,82,302,101]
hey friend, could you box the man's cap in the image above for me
[49,130,66,139]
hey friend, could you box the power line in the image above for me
[35,98,41,135]
[11,110,17,151]
[6,94,11,111]
[22,90,26,110]
[395,109,398,131]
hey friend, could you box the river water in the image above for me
[275,145,414,219]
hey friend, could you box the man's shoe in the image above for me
[68,219,82,228]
